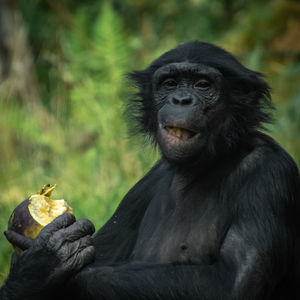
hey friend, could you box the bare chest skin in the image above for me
[131,172,227,265]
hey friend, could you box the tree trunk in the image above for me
[0,0,39,107]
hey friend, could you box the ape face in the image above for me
[129,41,271,165]
[153,62,223,163]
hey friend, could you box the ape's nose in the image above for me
[170,94,194,106]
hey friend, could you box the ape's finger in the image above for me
[73,245,96,272]
[72,235,93,253]
[39,213,76,238]
[59,236,95,270]
[54,219,95,243]
[4,230,33,250]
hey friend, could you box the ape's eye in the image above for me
[162,78,177,88]
[195,79,211,89]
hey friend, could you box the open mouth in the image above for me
[164,126,198,140]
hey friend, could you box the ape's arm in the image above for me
[69,261,234,300]
[91,161,166,264]
[66,222,283,300]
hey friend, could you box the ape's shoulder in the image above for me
[246,132,298,173]
[106,159,172,217]
[127,159,172,195]
[237,133,300,196]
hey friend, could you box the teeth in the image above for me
[169,128,182,137]
[165,126,196,139]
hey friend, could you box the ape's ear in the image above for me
[228,70,271,102]
[128,70,150,90]
[222,69,273,140]
[126,69,158,141]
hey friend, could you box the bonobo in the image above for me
[1,41,300,300]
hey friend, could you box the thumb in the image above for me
[4,230,33,250]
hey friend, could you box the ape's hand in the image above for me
[3,213,95,300]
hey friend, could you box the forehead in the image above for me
[153,62,222,79]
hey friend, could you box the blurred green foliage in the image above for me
[0,0,299,284]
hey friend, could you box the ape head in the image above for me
[129,41,272,164]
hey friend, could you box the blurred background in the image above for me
[0,0,299,283]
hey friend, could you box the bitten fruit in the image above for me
[8,184,73,254]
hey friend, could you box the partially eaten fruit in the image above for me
[8,184,73,254]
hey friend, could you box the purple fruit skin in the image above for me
[8,198,42,238]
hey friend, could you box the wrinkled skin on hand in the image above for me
[2,213,95,300]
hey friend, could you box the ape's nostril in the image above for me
[182,98,192,105]
[173,98,180,105]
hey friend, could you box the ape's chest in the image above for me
[132,191,224,265]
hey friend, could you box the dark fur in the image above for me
[1,41,300,300]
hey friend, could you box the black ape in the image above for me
[1,41,300,300]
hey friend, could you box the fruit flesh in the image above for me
[8,184,73,254]
[28,191,72,227]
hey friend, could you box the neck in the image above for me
[164,139,253,186]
